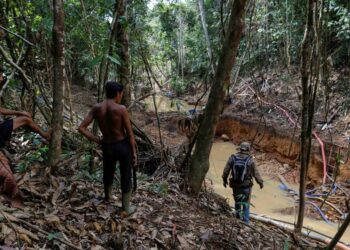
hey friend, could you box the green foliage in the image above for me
[107,55,121,66]
[148,181,169,195]
[170,78,187,95]
[76,169,101,182]
[75,153,102,182]
[0,0,348,101]
[17,143,49,173]
[47,232,61,241]
[328,0,350,40]
[283,238,290,250]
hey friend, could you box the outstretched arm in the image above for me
[0,107,31,117]
[122,106,137,166]
[78,108,101,144]
[251,160,264,189]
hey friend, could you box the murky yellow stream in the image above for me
[208,141,350,242]
[143,95,350,243]
[144,96,194,113]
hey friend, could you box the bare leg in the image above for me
[13,116,52,140]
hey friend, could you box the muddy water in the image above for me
[144,95,195,113]
[208,141,350,242]
[143,95,350,242]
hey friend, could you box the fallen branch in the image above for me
[321,106,340,130]
[250,213,350,250]
[0,45,33,88]
[2,211,82,250]
[0,209,22,248]
[307,196,343,216]
[326,211,350,250]
[127,92,155,109]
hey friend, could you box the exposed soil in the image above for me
[220,70,350,181]
[2,73,349,248]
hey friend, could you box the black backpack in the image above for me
[230,154,251,184]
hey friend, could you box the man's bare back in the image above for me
[93,100,127,143]
[78,85,136,160]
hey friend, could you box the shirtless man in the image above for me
[78,81,137,215]
[0,107,51,147]
[0,107,51,208]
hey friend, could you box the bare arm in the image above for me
[222,155,233,187]
[222,156,233,181]
[78,108,101,144]
[251,160,264,187]
[0,107,31,117]
[121,106,137,165]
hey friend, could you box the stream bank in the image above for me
[208,141,350,243]
[216,114,350,182]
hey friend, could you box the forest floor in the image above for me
[0,129,327,250]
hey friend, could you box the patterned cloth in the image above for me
[0,150,19,199]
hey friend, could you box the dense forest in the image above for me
[0,0,350,249]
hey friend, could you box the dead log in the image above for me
[250,213,350,250]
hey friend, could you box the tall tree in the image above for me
[48,0,65,167]
[116,0,131,107]
[197,0,215,73]
[295,0,317,232]
[187,0,248,194]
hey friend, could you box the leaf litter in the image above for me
[0,154,326,250]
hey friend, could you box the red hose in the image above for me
[312,131,328,184]
[246,86,327,183]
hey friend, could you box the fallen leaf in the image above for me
[200,229,213,241]
[45,214,61,224]
[0,246,17,250]
[51,182,65,205]
[177,235,190,249]
[17,226,39,241]
[19,233,32,245]
[66,224,81,237]
[93,222,102,234]
[1,223,12,235]
[151,229,158,239]
[91,245,105,250]
[111,220,117,233]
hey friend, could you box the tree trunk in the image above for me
[295,0,316,233]
[48,0,65,168]
[197,0,215,73]
[116,0,131,107]
[326,209,350,250]
[187,0,248,194]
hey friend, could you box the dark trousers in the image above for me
[233,187,251,223]
[0,119,13,148]
[102,139,132,194]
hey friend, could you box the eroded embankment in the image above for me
[216,114,350,182]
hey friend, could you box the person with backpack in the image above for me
[222,141,264,223]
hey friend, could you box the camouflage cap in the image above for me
[239,141,251,152]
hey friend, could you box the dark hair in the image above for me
[105,81,123,99]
